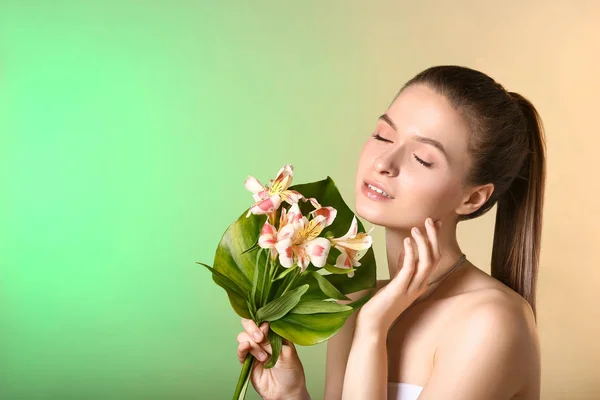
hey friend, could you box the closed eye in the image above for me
[372,133,393,143]
[413,154,433,168]
[373,133,433,167]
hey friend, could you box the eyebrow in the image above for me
[377,113,449,161]
[378,113,398,131]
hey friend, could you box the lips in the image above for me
[363,179,394,199]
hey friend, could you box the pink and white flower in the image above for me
[257,205,300,260]
[245,164,304,217]
[306,197,337,227]
[265,203,332,272]
[329,216,374,277]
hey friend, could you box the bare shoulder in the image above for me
[444,265,537,330]
[444,273,539,349]
[457,285,536,329]
[437,275,541,394]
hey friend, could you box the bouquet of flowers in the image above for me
[198,164,377,399]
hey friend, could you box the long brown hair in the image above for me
[400,66,546,319]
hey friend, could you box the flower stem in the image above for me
[260,253,270,305]
[281,269,299,296]
[232,353,255,400]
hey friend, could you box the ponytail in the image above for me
[491,92,546,320]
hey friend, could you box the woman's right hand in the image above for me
[236,318,310,400]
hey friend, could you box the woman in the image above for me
[235,65,545,400]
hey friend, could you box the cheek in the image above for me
[399,171,461,218]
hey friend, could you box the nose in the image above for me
[374,150,400,177]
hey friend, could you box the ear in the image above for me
[455,183,495,217]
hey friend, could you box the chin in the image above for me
[354,194,428,230]
[354,197,389,227]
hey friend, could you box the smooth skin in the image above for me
[235,84,541,400]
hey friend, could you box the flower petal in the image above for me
[244,176,265,194]
[335,250,353,270]
[275,238,294,268]
[250,194,282,215]
[334,246,363,267]
[272,164,294,192]
[258,222,277,249]
[310,206,337,227]
[274,164,294,181]
[307,197,321,209]
[296,245,310,272]
[278,206,288,227]
[280,189,304,205]
[277,223,296,242]
[253,189,269,202]
[302,215,327,242]
[333,234,373,251]
[286,203,304,228]
[339,216,358,240]
[305,238,331,268]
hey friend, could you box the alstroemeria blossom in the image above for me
[274,203,331,272]
[245,164,304,217]
[257,206,298,260]
[329,216,374,277]
[307,197,337,228]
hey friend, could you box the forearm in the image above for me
[288,389,311,400]
[341,325,388,400]
[272,387,311,400]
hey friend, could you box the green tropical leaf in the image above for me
[291,300,352,314]
[256,284,309,322]
[196,262,246,298]
[264,330,282,369]
[251,248,263,310]
[324,263,356,275]
[310,271,350,301]
[208,211,272,317]
[274,265,296,281]
[196,262,252,319]
[270,308,354,346]
[241,236,260,255]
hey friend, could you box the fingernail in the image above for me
[405,237,411,245]
[427,218,433,227]
[413,227,421,236]
[253,332,262,341]
[258,351,267,361]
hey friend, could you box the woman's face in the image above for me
[354,84,473,229]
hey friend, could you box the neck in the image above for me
[384,221,465,300]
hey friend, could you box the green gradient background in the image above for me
[0,2,405,399]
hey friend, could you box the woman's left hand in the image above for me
[355,217,442,335]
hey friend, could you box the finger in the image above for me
[424,218,441,263]
[238,323,273,355]
[237,332,270,362]
[393,237,416,291]
[257,322,273,354]
[237,340,251,364]
[241,318,264,342]
[410,226,433,290]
